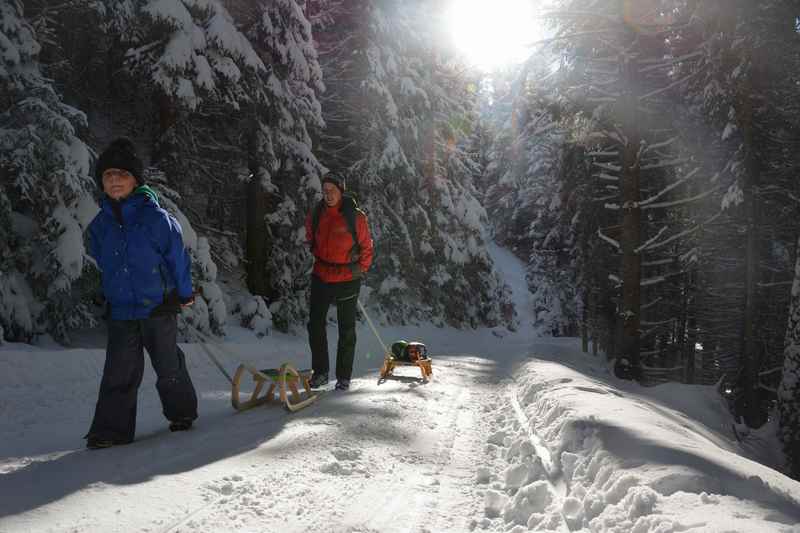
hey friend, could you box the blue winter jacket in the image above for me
[88,187,193,320]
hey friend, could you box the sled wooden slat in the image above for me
[232,363,318,412]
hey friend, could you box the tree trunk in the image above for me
[684,269,697,384]
[618,50,642,379]
[244,120,272,298]
[737,44,763,428]
[245,174,271,297]
[581,289,589,353]
[151,94,177,167]
[779,233,800,479]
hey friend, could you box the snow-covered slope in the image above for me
[1,249,799,532]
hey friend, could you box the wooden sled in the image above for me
[379,354,433,382]
[231,363,318,412]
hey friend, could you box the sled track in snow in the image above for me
[508,388,571,532]
[161,494,225,533]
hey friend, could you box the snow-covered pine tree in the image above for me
[242,0,326,331]
[130,0,267,112]
[315,0,511,328]
[549,0,713,380]
[24,0,327,337]
[114,0,326,333]
[0,1,95,343]
[122,0,267,216]
[647,1,750,389]
[670,0,800,423]
[81,0,274,336]
[463,117,494,205]
[478,62,578,334]
[480,71,533,253]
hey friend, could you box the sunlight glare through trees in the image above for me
[445,0,540,71]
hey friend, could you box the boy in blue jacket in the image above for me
[85,138,198,450]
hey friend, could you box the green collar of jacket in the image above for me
[133,185,160,207]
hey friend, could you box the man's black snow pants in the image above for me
[307,276,361,381]
[88,314,198,443]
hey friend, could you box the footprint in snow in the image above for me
[319,447,368,476]
[370,396,400,404]
[331,447,362,461]
[319,461,368,476]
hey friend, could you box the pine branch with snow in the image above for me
[0,2,96,343]
[315,0,512,329]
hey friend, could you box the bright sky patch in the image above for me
[446,0,541,71]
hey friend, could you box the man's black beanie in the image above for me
[95,137,144,188]
[321,173,345,193]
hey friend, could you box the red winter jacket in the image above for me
[305,202,374,283]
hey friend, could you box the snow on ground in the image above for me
[2,248,800,532]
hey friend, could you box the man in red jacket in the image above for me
[305,174,374,390]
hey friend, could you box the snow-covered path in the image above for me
[154,357,503,533]
[0,351,521,533]
[4,338,800,532]
[3,247,800,532]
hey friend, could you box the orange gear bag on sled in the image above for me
[379,340,432,381]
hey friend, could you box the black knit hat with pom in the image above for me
[321,173,346,193]
[95,137,144,189]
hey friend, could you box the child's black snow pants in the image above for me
[307,276,361,381]
[87,314,197,443]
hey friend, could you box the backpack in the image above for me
[390,340,429,362]
[311,193,364,262]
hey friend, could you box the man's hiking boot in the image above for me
[86,436,114,450]
[86,435,130,450]
[169,419,193,432]
[334,379,350,391]
[309,373,329,389]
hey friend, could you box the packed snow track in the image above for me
[2,340,800,532]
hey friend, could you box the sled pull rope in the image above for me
[187,324,234,385]
[198,342,234,385]
[358,299,390,356]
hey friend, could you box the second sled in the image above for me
[379,341,432,381]
[231,363,319,412]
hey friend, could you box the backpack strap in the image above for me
[310,200,325,254]
[340,195,362,260]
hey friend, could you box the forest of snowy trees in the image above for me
[3,0,800,477]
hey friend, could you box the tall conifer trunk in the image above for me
[733,4,763,426]
[156,94,174,160]
[739,84,761,426]
[245,177,270,297]
[619,50,642,378]
[779,233,800,478]
[684,269,698,384]
[245,122,272,298]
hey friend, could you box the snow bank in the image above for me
[478,357,800,532]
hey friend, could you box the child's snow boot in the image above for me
[309,373,329,389]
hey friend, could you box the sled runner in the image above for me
[379,341,432,381]
[188,326,318,413]
[231,363,319,412]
